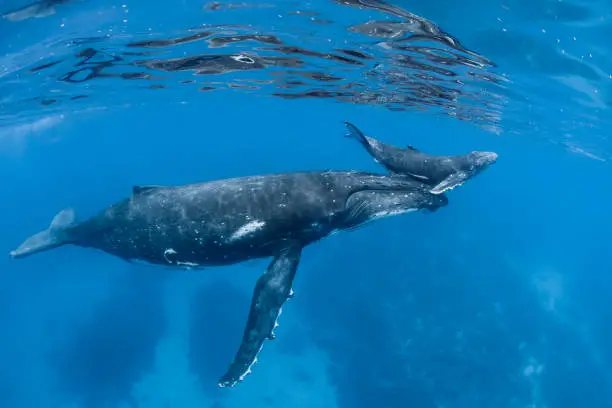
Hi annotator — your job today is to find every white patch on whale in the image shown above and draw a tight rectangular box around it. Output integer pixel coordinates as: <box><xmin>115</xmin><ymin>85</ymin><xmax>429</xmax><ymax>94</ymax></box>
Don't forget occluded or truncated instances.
<box><xmin>162</xmin><ymin>248</ymin><xmax>199</xmax><ymax>268</ymax></box>
<box><xmin>231</xmin><ymin>54</ymin><xmax>256</xmax><ymax>64</ymax></box>
<box><xmin>406</xmin><ymin>172</ymin><xmax>430</xmax><ymax>181</ymax></box>
<box><xmin>372</xmin><ymin>208</ymin><xmax>417</xmax><ymax>220</ymax></box>
<box><xmin>177</xmin><ymin>260</ymin><xmax>199</xmax><ymax>268</ymax></box>
<box><xmin>273</xmin><ymin>307</ymin><xmax>283</xmax><ymax>331</ymax></box>
<box><xmin>228</xmin><ymin>220</ymin><xmax>266</xmax><ymax>242</ymax></box>
<box><xmin>368</xmin><ymin>137</ymin><xmax>385</xmax><ymax>153</ymax></box>
<box><xmin>163</xmin><ymin>248</ymin><xmax>177</xmax><ymax>263</ymax></box>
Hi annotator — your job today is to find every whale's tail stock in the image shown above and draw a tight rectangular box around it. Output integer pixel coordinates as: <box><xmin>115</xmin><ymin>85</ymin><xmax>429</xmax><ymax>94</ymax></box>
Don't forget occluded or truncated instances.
<box><xmin>10</xmin><ymin>209</ymin><xmax>76</xmax><ymax>259</ymax></box>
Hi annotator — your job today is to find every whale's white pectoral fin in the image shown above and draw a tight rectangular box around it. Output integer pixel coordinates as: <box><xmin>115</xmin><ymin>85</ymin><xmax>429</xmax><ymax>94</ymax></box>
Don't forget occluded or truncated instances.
<box><xmin>218</xmin><ymin>241</ymin><xmax>302</xmax><ymax>388</ymax></box>
<box><xmin>430</xmin><ymin>171</ymin><xmax>470</xmax><ymax>194</ymax></box>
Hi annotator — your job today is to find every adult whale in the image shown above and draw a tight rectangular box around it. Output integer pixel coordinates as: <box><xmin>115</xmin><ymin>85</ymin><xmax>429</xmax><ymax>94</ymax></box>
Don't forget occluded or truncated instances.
<box><xmin>10</xmin><ymin>170</ymin><xmax>448</xmax><ymax>387</ymax></box>
<box><xmin>344</xmin><ymin>121</ymin><xmax>498</xmax><ymax>194</ymax></box>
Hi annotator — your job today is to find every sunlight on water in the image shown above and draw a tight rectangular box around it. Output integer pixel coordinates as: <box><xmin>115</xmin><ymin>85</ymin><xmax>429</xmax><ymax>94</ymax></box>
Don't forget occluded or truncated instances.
<box><xmin>1</xmin><ymin>0</ymin><xmax>610</xmax><ymax>160</ymax></box>
<box><xmin>2</xmin><ymin>0</ymin><xmax>506</xmax><ymax>137</ymax></box>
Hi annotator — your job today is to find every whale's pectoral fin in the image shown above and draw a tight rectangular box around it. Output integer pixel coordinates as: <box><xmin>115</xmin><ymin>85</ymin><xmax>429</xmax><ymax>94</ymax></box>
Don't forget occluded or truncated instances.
<box><xmin>431</xmin><ymin>171</ymin><xmax>470</xmax><ymax>194</ymax></box>
<box><xmin>341</xmin><ymin>187</ymin><xmax>448</xmax><ymax>233</ymax></box>
<box><xmin>218</xmin><ymin>242</ymin><xmax>302</xmax><ymax>388</ymax></box>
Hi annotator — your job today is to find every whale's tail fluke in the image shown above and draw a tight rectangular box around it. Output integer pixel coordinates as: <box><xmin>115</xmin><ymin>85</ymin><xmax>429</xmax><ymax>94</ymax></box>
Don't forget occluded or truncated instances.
<box><xmin>10</xmin><ymin>209</ymin><xmax>76</xmax><ymax>259</ymax></box>
<box><xmin>343</xmin><ymin>121</ymin><xmax>372</xmax><ymax>150</ymax></box>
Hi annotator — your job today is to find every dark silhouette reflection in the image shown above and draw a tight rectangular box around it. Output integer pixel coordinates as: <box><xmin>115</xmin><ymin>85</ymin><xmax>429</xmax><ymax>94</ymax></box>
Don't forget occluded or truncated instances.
<box><xmin>298</xmin><ymin>236</ymin><xmax>612</xmax><ymax>408</ymax></box>
<box><xmin>127</xmin><ymin>32</ymin><xmax>213</xmax><ymax>49</ymax></box>
<box><xmin>188</xmin><ymin>279</ymin><xmax>251</xmax><ymax>396</ymax></box>
<box><xmin>204</xmin><ymin>2</ymin><xmax>275</xmax><ymax>12</ymax></box>
<box><xmin>49</xmin><ymin>271</ymin><xmax>166</xmax><ymax>408</ymax></box>
<box><xmin>3</xmin><ymin>0</ymin><xmax>508</xmax><ymax>132</ymax></box>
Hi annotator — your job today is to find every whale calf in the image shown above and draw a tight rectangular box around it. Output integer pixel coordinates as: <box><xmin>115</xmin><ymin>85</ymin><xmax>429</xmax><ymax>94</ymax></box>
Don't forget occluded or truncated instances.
<box><xmin>10</xmin><ymin>170</ymin><xmax>448</xmax><ymax>387</ymax></box>
<box><xmin>344</xmin><ymin>121</ymin><xmax>498</xmax><ymax>193</ymax></box>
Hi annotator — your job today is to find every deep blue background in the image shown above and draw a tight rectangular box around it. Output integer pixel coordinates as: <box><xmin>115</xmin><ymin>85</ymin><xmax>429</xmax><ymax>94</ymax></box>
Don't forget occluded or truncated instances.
<box><xmin>1</xmin><ymin>1</ymin><xmax>611</xmax><ymax>407</ymax></box>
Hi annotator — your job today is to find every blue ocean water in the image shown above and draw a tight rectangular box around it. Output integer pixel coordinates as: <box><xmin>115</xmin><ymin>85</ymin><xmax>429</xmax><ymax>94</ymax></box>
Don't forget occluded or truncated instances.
<box><xmin>1</xmin><ymin>0</ymin><xmax>611</xmax><ymax>407</ymax></box>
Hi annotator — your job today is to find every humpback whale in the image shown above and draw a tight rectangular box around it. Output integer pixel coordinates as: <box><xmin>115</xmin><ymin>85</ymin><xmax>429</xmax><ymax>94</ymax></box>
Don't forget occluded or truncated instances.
<box><xmin>10</xmin><ymin>170</ymin><xmax>448</xmax><ymax>387</ymax></box>
<box><xmin>344</xmin><ymin>121</ymin><xmax>498</xmax><ymax>193</ymax></box>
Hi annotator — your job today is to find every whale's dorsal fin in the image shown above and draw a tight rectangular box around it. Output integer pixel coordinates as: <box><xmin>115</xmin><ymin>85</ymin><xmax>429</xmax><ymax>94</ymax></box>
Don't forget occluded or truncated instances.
<box><xmin>405</xmin><ymin>145</ymin><xmax>420</xmax><ymax>152</ymax></box>
<box><xmin>132</xmin><ymin>185</ymin><xmax>163</xmax><ymax>195</ymax></box>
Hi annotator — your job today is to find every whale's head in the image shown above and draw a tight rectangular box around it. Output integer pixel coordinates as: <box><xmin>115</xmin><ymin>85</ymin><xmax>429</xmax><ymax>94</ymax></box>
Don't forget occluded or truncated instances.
<box><xmin>430</xmin><ymin>151</ymin><xmax>498</xmax><ymax>195</ymax></box>
<box><xmin>461</xmin><ymin>150</ymin><xmax>499</xmax><ymax>180</ymax></box>
<box><xmin>466</xmin><ymin>151</ymin><xmax>498</xmax><ymax>173</ymax></box>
